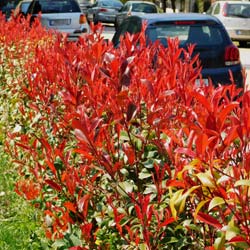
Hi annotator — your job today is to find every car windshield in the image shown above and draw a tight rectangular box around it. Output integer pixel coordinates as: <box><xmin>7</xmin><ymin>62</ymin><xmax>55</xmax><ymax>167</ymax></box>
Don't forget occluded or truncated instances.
<box><xmin>131</xmin><ymin>3</ymin><xmax>157</xmax><ymax>13</ymax></box>
<box><xmin>145</xmin><ymin>23</ymin><xmax>224</xmax><ymax>47</ymax></box>
<box><xmin>101</xmin><ymin>0</ymin><xmax>122</xmax><ymax>8</ymax></box>
<box><xmin>226</xmin><ymin>4</ymin><xmax>250</xmax><ymax>18</ymax></box>
<box><xmin>21</xmin><ymin>2</ymin><xmax>31</xmax><ymax>13</ymax></box>
<box><xmin>31</xmin><ymin>0</ymin><xmax>80</xmax><ymax>14</ymax></box>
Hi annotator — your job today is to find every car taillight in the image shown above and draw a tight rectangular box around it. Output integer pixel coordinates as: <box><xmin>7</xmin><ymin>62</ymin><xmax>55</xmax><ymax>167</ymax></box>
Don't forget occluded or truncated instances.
<box><xmin>222</xmin><ymin>3</ymin><xmax>228</xmax><ymax>17</ymax></box>
<box><xmin>99</xmin><ymin>8</ymin><xmax>108</xmax><ymax>12</ymax></box>
<box><xmin>79</xmin><ymin>14</ymin><xmax>87</xmax><ymax>24</ymax></box>
<box><xmin>174</xmin><ymin>21</ymin><xmax>195</xmax><ymax>25</ymax></box>
<box><xmin>224</xmin><ymin>44</ymin><xmax>240</xmax><ymax>66</ymax></box>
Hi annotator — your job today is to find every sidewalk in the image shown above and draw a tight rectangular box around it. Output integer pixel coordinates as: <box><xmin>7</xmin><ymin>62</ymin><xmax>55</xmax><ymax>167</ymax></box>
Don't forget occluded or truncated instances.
<box><xmin>245</xmin><ymin>68</ymin><xmax>250</xmax><ymax>91</ymax></box>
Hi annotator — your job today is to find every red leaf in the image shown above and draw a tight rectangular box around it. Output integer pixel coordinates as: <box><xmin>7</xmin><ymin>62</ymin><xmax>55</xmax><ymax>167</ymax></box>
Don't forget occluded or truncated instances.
<box><xmin>69</xmin><ymin>247</ymin><xmax>86</xmax><ymax>250</ymax></box>
<box><xmin>45</xmin><ymin>179</ymin><xmax>62</xmax><ymax>192</ymax></box>
<box><xmin>78</xmin><ymin>194</ymin><xmax>90</xmax><ymax>218</ymax></box>
<box><xmin>160</xmin><ymin>217</ymin><xmax>176</xmax><ymax>227</ymax></box>
<box><xmin>229</xmin><ymin>236</ymin><xmax>247</xmax><ymax>243</ymax></box>
<box><xmin>45</xmin><ymin>159</ymin><xmax>57</xmax><ymax>175</ymax></box>
<box><xmin>196</xmin><ymin>133</ymin><xmax>208</xmax><ymax>156</ymax></box>
<box><xmin>218</xmin><ymin>103</ymin><xmax>238</xmax><ymax>130</ymax></box>
<box><xmin>175</xmin><ymin>147</ymin><xmax>196</xmax><ymax>158</ymax></box>
<box><xmin>64</xmin><ymin>201</ymin><xmax>77</xmax><ymax>213</ymax></box>
<box><xmin>196</xmin><ymin>212</ymin><xmax>222</xmax><ymax>229</ymax></box>
<box><xmin>166</xmin><ymin>180</ymin><xmax>186</xmax><ymax>188</ymax></box>
<box><xmin>126</xmin><ymin>102</ymin><xmax>137</xmax><ymax>122</ymax></box>
<box><xmin>192</xmin><ymin>91</ymin><xmax>212</xmax><ymax>113</ymax></box>
<box><xmin>223</xmin><ymin>126</ymin><xmax>239</xmax><ymax>146</ymax></box>
<box><xmin>122</xmin><ymin>144</ymin><xmax>135</xmax><ymax>165</ymax></box>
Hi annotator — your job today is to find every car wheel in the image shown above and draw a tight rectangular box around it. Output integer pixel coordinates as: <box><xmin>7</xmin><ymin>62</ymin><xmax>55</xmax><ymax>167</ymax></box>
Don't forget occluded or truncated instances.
<box><xmin>239</xmin><ymin>41</ymin><xmax>247</xmax><ymax>48</ymax></box>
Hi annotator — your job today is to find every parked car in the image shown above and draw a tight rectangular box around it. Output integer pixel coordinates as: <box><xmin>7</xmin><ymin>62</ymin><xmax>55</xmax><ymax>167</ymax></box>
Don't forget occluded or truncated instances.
<box><xmin>0</xmin><ymin>1</ymin><xmax>16</xmax><ymax>20</ymax></box>
<box><xmin>206</xmin><ymin>1</ymin><xmax>250</xmax><ymax>47</ymax></box>
<box><xmin>78</xmin><ymin>0</ymin><xmax>92</xmax><ymax>14</ymax></box>
<box><xmin>13</xmin><ymin>0</ymin><xmax>32</xmax><ymax>18</ymax></box>
<box><xmin>115</xmin><ymin>1</ymin><xmax>158</xmax><ymax>29</ymax></box>
<box><xmin>26</xmin><ymin>0</ymin><xmax>90</xmax><ymax>41</ymax></box>
<box><xmin>86</xmin><ymin>0</ymin><xmax>123</xmax><ymax>24</ymax></box>
<box><xmin>112</xmin><ymin>13</ymin><xmax>243</xmax><ymax>88</ymax></box>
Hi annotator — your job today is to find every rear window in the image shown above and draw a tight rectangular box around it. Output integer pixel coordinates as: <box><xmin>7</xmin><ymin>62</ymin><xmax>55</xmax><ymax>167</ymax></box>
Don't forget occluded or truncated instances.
<box><xmin>31</xmin><ymin>0</ymin><xmax>80</xmax><ymax>14</ymax></box>
<box><xmin>146</xmin><ymin>23</ymin><xmax>224</xmax><ymax>47</ymax></box>
<box><xmin>100</xmin><ymin>0</ymin><xmax>122</xmax><ymax>8</ymax></box>
<box><xmin>226</xmin><ymin>4</ymin><xmax>250</xmax><ymax>18</ymax></box>
<box><xmin>131</xmin><ymin>3</ymin><xmax>157</xmax><ymax>13</ymax></box>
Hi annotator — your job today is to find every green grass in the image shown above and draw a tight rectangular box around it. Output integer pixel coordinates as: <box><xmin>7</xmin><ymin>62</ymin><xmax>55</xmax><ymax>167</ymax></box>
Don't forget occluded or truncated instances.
<box><xmin>0</xmin><ymin>147</ymin><xmax>48</xmax><ymax>250</ymax></box>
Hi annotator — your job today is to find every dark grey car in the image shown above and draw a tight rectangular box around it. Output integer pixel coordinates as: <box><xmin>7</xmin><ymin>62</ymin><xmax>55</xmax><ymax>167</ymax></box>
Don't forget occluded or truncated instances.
<box><xmin>86</xmin><ymin>0</ymin><xmax>123</xmax><ymax>24</ymax></box>
<box><xmin>115</xmin><ymin>1</ymin><xmax>158</xmax><ymax>29</ymax></box>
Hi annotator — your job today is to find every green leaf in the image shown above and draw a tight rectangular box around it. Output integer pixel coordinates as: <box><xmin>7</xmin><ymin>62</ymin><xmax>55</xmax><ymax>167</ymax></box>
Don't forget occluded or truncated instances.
<box><xmin>144</xmin><ymin>184</ymin><xmax>157</xmax><ymax>194</ymax></box>
<box><xmin>225</xmin><ymin>219</ymin><xmax>240</xmax><ymax>241</ymax></box>
<box><xmin>138</xmin><ymin>169</ymin><xmax>151</xmax><ymax>180</ymax></box>
<box><xmin>139</xmin><ymin>243</ymin><xmax>147</xmax><ymax>250</ymax></box>
<box><xmin>234</xmin><ymin>180</ymin><xmax>250</xmax><ymax>187</ymax></box>
<box><xmin>197</xmin><ymin>172</ymin><xmax>215</xmax><ymax>188</ymax></box>
<box><xmin>51</xmin><ymin>239</ymin><xmax>66</xmax><ymax>248</ymax></box>
<box><xmin>194</xmin><ymin>200</ymin><xmax>209</xmax><ymax>220</ymax></box>
<box><xmin>214</xmin><ymin>234</ymin><xmax>225</xmax><ymax>250</ymax></box>
<box><xmin>117</xmin><ymin>181</ymin><xmax>134</xmax><ymax>196</ymax></box>
<box><xmin>70</xmin><ymin>234</ymin><xmax>82</xmax><ymax>246</ymax></box>
<box><xmin>208</xmin><ymin>197</ymin><xmax>225</xmax><ymax>211</ymax></box>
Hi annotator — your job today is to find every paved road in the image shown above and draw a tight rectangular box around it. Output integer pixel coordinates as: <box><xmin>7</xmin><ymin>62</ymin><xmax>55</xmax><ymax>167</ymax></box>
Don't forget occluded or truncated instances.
<box><xmin>239</xmin><ymin>49</ymin><xmax>250</xmax><ymax>90</ymax></box>
<box><xmin>102</xmin><ymin>25</ymin><xmax>250</xmax><ymax>89</ymax></box>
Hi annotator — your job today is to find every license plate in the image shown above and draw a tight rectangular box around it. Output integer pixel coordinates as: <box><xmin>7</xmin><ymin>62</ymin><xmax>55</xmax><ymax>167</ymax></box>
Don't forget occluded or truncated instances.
<box><xmin>49</xmin><ymin>19</ymin><xmax>71</xmax><ymax>26</ymax></box>
<box><xmin>236</xmin><ymin>30</ymin><xmax>250</xmax><ymax>35</ymax></box>
<box><xmin>195</xmin><ymin>78</ymin><xmax>209</xmax><ymax>86</ymax></box>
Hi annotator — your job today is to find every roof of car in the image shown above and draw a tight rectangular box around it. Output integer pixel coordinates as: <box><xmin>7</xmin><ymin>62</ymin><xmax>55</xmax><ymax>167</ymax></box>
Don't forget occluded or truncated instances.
<box><xmin>132</xmin><ymin>13</ymin><xmax>222</xmax><ymax>23</ymax></box>
<box><xmin>212</xmin><ymin>0</ymin><xmax>250</xmax><ymax>4</ymax></box>
<box><xmin>126</xmin><ymin>1</ymin><xmax>157</xmax><ymax>4</ymax></box>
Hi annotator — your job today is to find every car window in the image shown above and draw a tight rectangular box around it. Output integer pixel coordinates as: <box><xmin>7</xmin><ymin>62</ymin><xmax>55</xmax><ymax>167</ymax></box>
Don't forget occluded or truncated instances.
<box><xmin>214</xmin><ymin>3</ymin><xmax>220</xmax><ymax>15</ymax></box>
<box><xmin>131</xmin><ymin>3</ymin><xmax>157</xmax><ymax>13</ymax></box>
<box><xmin>227</xmin><ymin>4</ymin><xmax>250</xmax><ymax>18</ymax></box>
<box><xmin>21</xmin><ymin>2</ymin><xmax>31</xmax><ymax>13</ymax></box>
<box><xmin>123</xmin><ymin>3</ymin><xmax>130</xmax><ymax>12</ymax></box>
<box><xmin>146</xmin><ymin>23</ymin><xmax>224</xmax><ymax>47</ymax></box>
<box><xmin>101</xmin><ymin>0</ymin><xmax>122</xmax><ymax>8</ymax></box>
<box><xmin>30</xmin><ymin>0</ymin><xmax>80</xmax><ymax>14</ymax></box>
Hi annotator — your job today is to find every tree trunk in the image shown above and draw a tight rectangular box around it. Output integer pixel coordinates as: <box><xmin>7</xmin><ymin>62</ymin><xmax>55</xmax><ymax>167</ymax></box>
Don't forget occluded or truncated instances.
<box><xmin>171</xmin><ymin>0</ymin><xmax>176</xmax><ymax>12</ymax></box>
<box><xmin>162</xmin><ymin>0</ymin><xmax>167</xmax><ymax>12</ymax></box>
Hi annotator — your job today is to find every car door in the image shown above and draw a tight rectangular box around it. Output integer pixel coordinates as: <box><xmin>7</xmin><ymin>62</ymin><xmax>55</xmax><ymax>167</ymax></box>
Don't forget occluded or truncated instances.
<box><xmin>86</xmin><ymin>1</ymin><xmax>98</xmax><ymax>22</ymax></box>
<box><xmin>112</xmin><ymin>15</ymin><xmax>142</xmax><ymax>47</ymax></box>
<box><xmin>115</xmin><ymin>2</ymin><xmax>130</xmax><ymax>27</ymax></box>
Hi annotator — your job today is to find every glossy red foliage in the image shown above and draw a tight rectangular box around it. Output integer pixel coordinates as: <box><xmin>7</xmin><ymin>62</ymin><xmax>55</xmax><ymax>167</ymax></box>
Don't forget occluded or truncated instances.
<box><xmin>1</xmin><ymin>13</ymin><xmax>250</xmax><ymax>249</ymax></box>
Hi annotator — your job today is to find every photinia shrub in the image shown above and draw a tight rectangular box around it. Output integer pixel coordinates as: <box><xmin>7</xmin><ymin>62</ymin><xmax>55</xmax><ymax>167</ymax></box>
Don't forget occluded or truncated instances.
<box><xmin>1</xmin><ymin>13</ymin><xmax>250</xmax><ymax>249</ymax></box>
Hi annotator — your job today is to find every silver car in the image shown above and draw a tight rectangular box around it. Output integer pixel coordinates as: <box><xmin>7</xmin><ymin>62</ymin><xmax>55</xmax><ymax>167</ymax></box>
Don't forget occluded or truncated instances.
<box><xmin>86</xmin><ymin>0</ymin><xmax>123</xmax><ymax>24</ymax></box>
<box><xmin>115</xmin><ymin>1</ymin><xmax>158</xmax><ymax>29</ymax></box>
<box><xmin>27</xmin><ymin>0</ymin><xmax>90</xmax><ymax>41</ymax></box>
<box><xmin>13</xmin><ymin>0</ymin><xmax>32</xmax><ymax>17</ymax></box>
<box><xmin>206</xmin><ymin>1</ymin><xmax>250</xmax><ymax>47</ymax></box>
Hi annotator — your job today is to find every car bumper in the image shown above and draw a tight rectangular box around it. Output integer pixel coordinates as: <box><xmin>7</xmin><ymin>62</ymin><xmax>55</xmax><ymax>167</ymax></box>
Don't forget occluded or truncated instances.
<box><xmin>227</xmin><ymin>30</ymin><xmax>250</xmax><ymax>42</ymax></box>
<box><xmin>97</xmin><ymin>13</ymin><xmax>116</xmax><ymax>23</ymax></box>
<box><xmin>201</xmin><ymin>64</ymin><xmax>244</xmax><ymax>88</ymax></box>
